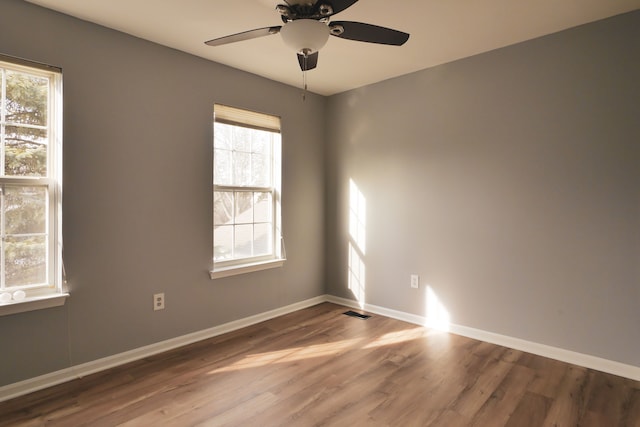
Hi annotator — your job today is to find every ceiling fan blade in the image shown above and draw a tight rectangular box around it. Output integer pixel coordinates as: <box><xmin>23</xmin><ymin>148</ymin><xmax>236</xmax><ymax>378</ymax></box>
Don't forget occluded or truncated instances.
<box><xmin>330</xmin><ymin>21</ymin><xmax>409</xmax><ymax>46</ymax></box>
<box><xmin>297</xmin><ymin>51</ymin><xmax>319</xmax><ymax>71</ymax></box>
<box><xmin>205</xmin><ymin>26</ymin><xmax>281</xmax><ymax>47</ymax></box>
<box><xmin>324</xmin><ymin>0</ymin><xmax>359</xmax><ymax>16</ymax></box>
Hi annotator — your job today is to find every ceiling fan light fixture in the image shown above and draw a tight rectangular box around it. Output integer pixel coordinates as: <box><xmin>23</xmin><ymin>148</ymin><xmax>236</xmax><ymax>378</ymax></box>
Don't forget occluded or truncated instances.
<box><xmin>280</xmin><ymin>19</ymin><xmax>330</xmax><ymax>54</ymax></box>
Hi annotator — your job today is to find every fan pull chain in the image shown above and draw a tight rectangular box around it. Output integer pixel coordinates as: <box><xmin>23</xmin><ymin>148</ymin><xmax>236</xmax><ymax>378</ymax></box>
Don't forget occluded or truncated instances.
<box><xmin>302</xmin><ymin>55</ymin><xmax>308</xmax><ymax>102</ymax></box>
<box><xmin>303</xmin><ymin>71</ymin><xmax>307</xmax><ymax>101</ymax></box>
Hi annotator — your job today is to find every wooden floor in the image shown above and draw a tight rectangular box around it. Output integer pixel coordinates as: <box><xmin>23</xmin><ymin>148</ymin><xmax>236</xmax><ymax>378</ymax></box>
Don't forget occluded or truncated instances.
<box><xmin>1</xmin><ymin>303</ymin><xmax>639</xmax><ymax>426</ymax></box>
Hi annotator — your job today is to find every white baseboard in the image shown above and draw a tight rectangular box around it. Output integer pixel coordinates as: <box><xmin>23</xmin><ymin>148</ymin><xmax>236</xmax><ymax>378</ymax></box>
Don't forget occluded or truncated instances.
<box><xmin>2</xmin><ymin>293</ymin><xmax>638</xmax><ymax>403</ymax></box>
<box><xmin>0</xmin><ymin>295</ymin><xmax>326</xmax><ymax>403</ymax></box>
<box><xmin>325</xmin><ymin>295</ymin><xmax>640</xmax><ymax>382</ymax></box>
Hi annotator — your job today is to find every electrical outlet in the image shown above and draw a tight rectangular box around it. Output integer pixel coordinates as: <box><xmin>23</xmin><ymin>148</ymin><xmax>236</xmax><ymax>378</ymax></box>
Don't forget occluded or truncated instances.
<box><xmin>410</xmin><ymin>274</ymin><xmax>419</xmax><ymax>289</ymax></box>
<box><xmin>153</xmin><ymin>293</ymin><xmax>165</xmax><ymax>311</ymax></box>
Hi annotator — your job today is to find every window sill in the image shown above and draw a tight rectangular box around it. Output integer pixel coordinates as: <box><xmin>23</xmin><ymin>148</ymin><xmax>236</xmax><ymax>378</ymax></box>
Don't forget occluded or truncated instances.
<box><xmin>210</xmin><ymin>258</ymin><xmax>286</xmax><ymax>279</ymax></box>
<box><xmin>0</xmin><ymin>293</ymin><xmax>69</xmax><ymax>317</ymax></box>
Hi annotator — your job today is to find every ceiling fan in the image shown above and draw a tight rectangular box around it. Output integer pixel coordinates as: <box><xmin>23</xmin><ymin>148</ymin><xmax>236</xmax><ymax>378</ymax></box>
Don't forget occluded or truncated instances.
<box><xmin>204</xmin><ymin>0</ymin><xmax>410</xmax><ymax>72</ymax></box>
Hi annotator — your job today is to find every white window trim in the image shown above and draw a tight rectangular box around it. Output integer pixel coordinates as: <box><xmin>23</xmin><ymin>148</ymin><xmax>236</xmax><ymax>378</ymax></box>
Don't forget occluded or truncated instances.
<box><xmin>210</xmin><ymin>104</ymin><xmax>285</xmax><ymax>279</ymax></box>
<box><xmin>0</xmin><ymin>55</ymin><xmax>66</xmax><ymax>316</ymax></box>
<box><xmin>210</xmin><ymin>258</ymin><xmax>285</xmax><ymax>279</ymax></box>
<box><xmin>0</xmin><ymin>292</ymin><xmax>68</xmax><ymax>316</ymax></box>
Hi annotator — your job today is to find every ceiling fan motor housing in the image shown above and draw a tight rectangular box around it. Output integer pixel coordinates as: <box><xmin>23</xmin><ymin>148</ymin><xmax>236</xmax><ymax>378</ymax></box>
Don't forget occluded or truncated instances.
<box><xmin>277</xmin><ymin>2</ymin><xmax>334</xmax><ymax>21</ymax></box>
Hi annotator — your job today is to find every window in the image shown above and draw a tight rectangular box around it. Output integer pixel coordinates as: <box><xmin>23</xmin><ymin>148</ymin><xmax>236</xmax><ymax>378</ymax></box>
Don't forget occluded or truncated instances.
<box><xmin>211</xmin><ymin>104</ymin><xmax>284</xmax><ymax>279</ymax></box>
<box><xmin>0</xmin><ymin>55</ymin><xmax>64</xmax><ymax>315</ymax></box>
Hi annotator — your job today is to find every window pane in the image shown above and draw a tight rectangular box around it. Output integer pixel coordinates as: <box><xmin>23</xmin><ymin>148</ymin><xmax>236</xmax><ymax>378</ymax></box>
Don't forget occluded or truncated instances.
<box><xmin>213</xmin><ymin>225</ymin><xmax>233</xmax><ymax>261</ymax></box>
<box><xmin>214</xmin><ymin>124</ymin><xmax>276</xmax><ymax>188</ymax></box>
<box><xmin>213</xmin><ymin>191</ymin><xmax>233</xmax><ymax>226</ymax></box>
<box><xmin>4</xmin><ymin>125</ymin><xmax>47</xmax><ymax>176</ymax></box>
<box><xmin>213</xmin><ymin>122</ymin><xmax>232</xmax><ymax>149</ymax></box>
<box><xmin>5</xmin><ymin>71</ymin><xmax>48</xmax><ymax>126</ymax></box>
<box><xmin>232</xmin><ymin>126</ymin><xmax>250</xmax><ymax>152</ymax></box>
<box><xmin>213</xmin><ymin>148</ymin><xmax>232</xmax><ymax>186</ymax></box>
<box><xmin>235</xmin><ymin>192</ymin><xmax>253</xmax><ymax>224</ymax></box>
<box><xmin>4</xmin><ymin>186</ymin><xmax>47</xmax><ymax>234</ymax></box>
<box><xmin>233</xmin><ymin>151</ymin><xmax>251</xmax><ymax>186</ymax></box>
<box><xmin>254</xmin><ymin>223</ymin><xmax>272</xmax><ymax>256</ymax></box>
<box><xmin>251</xmin><ymin>132</ymin><xmax>270</xmax><ymax>156</ymax></box>
<box><xmin>234</xmin><ymin>224</ymin><xmax>253</xmax><ymax>258</ymax></box>
<box><xmin>254</xmin><ymin>192</ymin><xmax>272</xmax><ymax>223</ymax></box>
<box><xmin>251</xmin><ymin>153</ymin><xmax>271</xmax><ymax>187</ymax></box>
<box><xmin>251</xmin><ymin>131</ymin><xmax>272</xmax><ymax>187</ymax></box>
<box><xmin>4</xmin><ymin>235</ymin><xmax>47</xmax><ymax>287</ymax></box>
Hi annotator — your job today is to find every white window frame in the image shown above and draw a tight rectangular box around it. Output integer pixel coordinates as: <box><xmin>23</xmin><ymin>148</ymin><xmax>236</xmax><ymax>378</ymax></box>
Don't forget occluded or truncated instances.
<box><xmin>0</xmin><ymin>55</ymin><xmax>66</xmax><ymax>316</ymax></box>
<box><xmin>210</xmin><ymin>104</ymin><xmax>284</xmax><ymax>279</ymax></box>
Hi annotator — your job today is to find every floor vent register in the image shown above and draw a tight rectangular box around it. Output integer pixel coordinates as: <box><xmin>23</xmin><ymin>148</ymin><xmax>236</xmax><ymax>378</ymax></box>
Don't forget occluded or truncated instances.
<box><xmin>343</xmin><ymin>310</ymin><xmax>371</xmax><ymax>320</ymax></box>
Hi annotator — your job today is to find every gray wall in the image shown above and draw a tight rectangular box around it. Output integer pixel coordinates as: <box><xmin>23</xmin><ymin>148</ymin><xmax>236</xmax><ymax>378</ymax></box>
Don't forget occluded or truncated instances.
<box><xmin>0</xmin><ymin>0</ymin><xmax>325</xmax><ymax>386</ymax></box>
<box><xmin>326</xmin><ymin>11</ymin><xmax>640</xmax><ymax>366</ymax></box>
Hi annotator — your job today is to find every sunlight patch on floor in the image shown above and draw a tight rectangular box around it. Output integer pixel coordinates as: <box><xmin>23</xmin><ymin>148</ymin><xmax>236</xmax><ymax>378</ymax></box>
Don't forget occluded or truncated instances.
<box><xmin>363</xmin><ymin>327</ymin><xmax>426</xmax><ymax>349</ymax></box>
<box><xmin>207</xmin><ymin>338</ymin><xmax>362</xmax><ymax>374</ymax></box>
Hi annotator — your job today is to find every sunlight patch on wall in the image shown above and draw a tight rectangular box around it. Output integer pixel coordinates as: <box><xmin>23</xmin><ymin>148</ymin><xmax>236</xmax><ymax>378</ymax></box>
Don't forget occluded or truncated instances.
<box><xmin>426</xmin><ymin>286</ymin><xmax>451</xmax><ymax>332</ymax></box>
<box><xmin>348</xmin><ymin>179</ymin><xmax>366</xmax><ymax>308</ymax></box>
<box><xmin>349</xmin><ymin>179</ymin><xmax>366</xmax><ymax>252</ymax></box>
<box><xmin>348</xmin><ymin>243</ymin><xmax>366</xmax><ymax>307</ymax></box>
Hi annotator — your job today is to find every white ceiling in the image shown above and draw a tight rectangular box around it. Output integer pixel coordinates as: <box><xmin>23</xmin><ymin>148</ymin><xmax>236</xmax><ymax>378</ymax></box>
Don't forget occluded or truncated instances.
<box><xmin>25</xmin><ymin>0</ymin><xmax>640</xmax><ymax>96</ymax></box>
